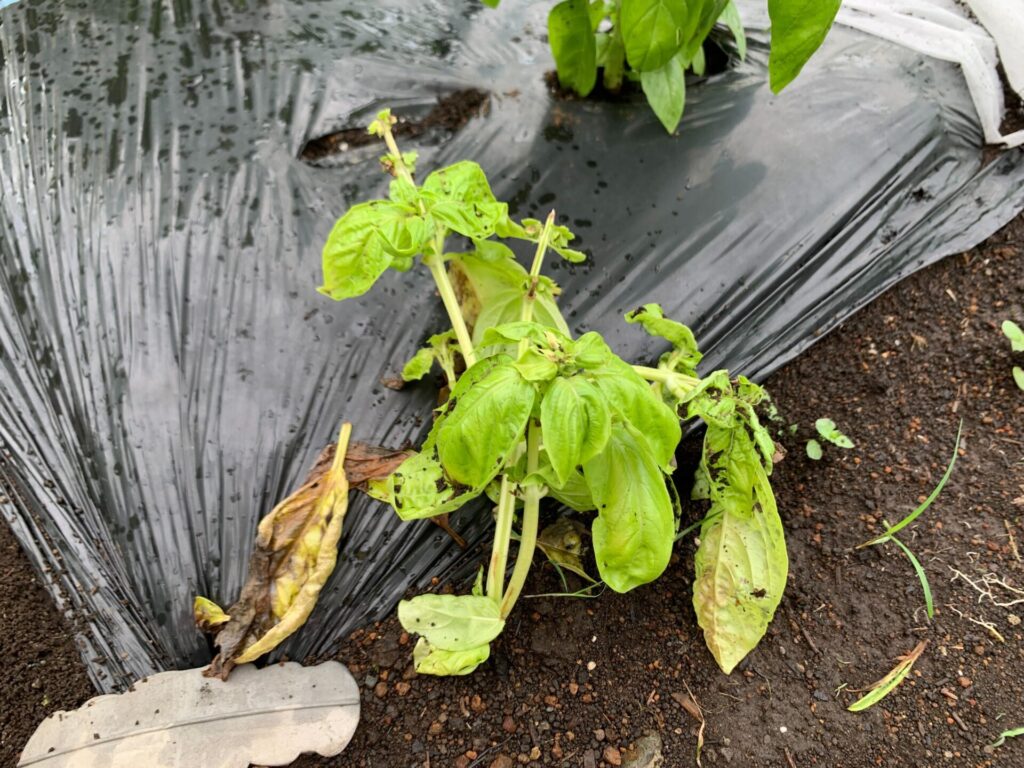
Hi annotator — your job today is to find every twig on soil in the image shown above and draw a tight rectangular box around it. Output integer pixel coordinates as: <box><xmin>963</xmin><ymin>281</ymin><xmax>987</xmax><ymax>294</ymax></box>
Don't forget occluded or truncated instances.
<box><xmin>784</xmin><ymin>747</ymin><xmax>798</xmax><ymax>768</ymax></box>
<box><xmin>1005</xmin><ymin>520</ymin><xmax>1021</xmax><ymax>562</ymax></box>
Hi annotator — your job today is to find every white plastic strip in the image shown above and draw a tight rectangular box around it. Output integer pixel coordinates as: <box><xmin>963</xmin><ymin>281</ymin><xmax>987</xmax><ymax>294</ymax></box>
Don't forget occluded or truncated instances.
<box><xmin>964</xmin><ymin>0</ymin><xmax>1024</xmax><ymax>98</ymax></box>
<box><xmin>837</xmin><ymin>0</ymin><xmax>1024</xmax><ymax>148</ymax></box>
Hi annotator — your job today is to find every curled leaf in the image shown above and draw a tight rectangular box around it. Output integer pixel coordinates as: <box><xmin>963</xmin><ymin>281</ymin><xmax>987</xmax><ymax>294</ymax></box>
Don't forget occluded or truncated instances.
<box><xmin>537</xmin><ymin>517</ymin><xmax>595</xmax><ymax>582</ymax></box>
<box><xmin>197</xmin><ymin>423</ymin><xmax>374</xmax><ymax>678</ymax></box>
<box><xmin>193</xmin><ymin>596</ymin><xmax>231</xmax><ymax>632</ymax></box>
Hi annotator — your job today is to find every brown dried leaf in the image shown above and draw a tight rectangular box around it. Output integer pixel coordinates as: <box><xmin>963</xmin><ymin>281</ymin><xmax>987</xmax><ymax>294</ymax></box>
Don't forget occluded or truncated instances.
<box><xmin>197</xmin><ymin>424</ymin><xmax>357</xmax><ymax>679</ymax></box>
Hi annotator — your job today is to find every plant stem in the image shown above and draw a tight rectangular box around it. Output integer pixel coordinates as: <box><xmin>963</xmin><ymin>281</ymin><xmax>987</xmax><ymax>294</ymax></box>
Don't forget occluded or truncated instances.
<box><xmin>378</xmin><ymin>120</ymin><xmax>479</xmax><ymax>368</ymax></box>
<box><xmin>427</xmin><ymin>255</ymin><xmax>478</xmax><ymax>368</ymax></box>
<box><xmin>518</xmin><ymin>210</ymin><xmax>556</xmax><ymax>357</ymax></box>
<box><xmin>499</xmin><ymin>421</ymin><xmax>541</xmax><ymax>618</ymax></box>
<box><xmin>486</xmin><ymin>475</ymin><xmax>514</xmax><ymax>601</ymax></box>
<box><xmin>632</xmin><ymin>365</ymin><xmax>700</xmax><ymax>399</ymax></box>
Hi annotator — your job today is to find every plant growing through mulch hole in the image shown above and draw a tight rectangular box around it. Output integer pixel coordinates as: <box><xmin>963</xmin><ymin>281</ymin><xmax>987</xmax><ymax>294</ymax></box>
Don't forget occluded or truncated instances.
<box><xmin>481</xmin><ymin>0</ymin><xmax>841</xmax><ymax>131</ymax></box>
<box><xmin>315</xmin><ymin>108</ymin><xmax>789</xmax><ymax>675</ymax></box>
<box><xmin>1002</xmin><ymin>320</ymin><xmax>1024</xmax><ymax>390</ymax></box>
<box><xmin>806</xmin><ymin>416</ymin><xmax>854</xmax><ymax>460</ymax></box>
<box><xmin>856</xmin><ymin>422</ymin><xmax>962</xmax><ymax>620</ymax></box>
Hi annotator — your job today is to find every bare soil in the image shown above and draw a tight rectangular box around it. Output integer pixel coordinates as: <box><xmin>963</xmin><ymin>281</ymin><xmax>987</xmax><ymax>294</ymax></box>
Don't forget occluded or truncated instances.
<box><xmin>3</xmin><ymin>214</ymin><xmax>1022</xmax><ymax>768</ymax></box>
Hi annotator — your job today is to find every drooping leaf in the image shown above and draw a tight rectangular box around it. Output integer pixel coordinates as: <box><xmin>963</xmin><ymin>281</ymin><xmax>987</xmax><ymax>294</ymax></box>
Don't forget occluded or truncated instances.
<box><xmin>537</xmin><ymin>517</ymin><xmax>596</xmax><ymax>581</ymax></box>
<box><xmin>541</xmin><ymin>376</ymin><xmax>612</xmax><ymax>486</ymax></box>
<box><xmin>401</xmin><ymin>346</ymin><xmax>436</xmax><ymax>382</ymax></box>
<box><xmin>449</xmin><ymin>251</ymin><xmax>571</xmax><ymax>346</ymax></box>
<box><xmin>540</xmin><ymin>461</ymin><xmax>596</xmax><ymax>512</ymax></box>
<box><xmin>814</xmin><ymin>417</ymin><xmax>853</xmax><ymax>448</ymax></box>
<box><xmin>589</xmin><ymin>361</ymin><xmax>682</xmax><ymax>472</ymax></box>
<box><xmin>641</xmin><ymin>53</ymin><xmax>686</xmax><ymax>132</ymax></box>
<box><xmin>549</xmin><ymin>0</ymin><xmax>598</xmax><ymax>96</ymax></box>
<box><xmin>412</xmin><ymin>638</ymin><xmax>491</xmax><ymax>676</ymax></box>
<box><xmin>625</xmin><ymin>303</ymin><xmax>703</xmax><ymax>373</ymax></box>
<box><xmin>584</xmin><ymin>424</ymin><xmax>675</xmax><ymax>592</ymax></box>
<box><xmin>197</xmin><ymin>424</ymin><xmax>357</xmax><ymax>677</ymax></box>
<box><xmin>437</xmin><ymin>359</ymin><xmax>536</xmax><ymax>487</ymax></box>
<box><xmin>319</xmin><ymin>201</ymin><xmax>427</xmax><ymax>300</ymax></box>
<box><xmin>718</xmin><ymin>0</ymin><xmax>746</xmax><ymax>59</ymax></box>
<box><xmin>847</xmin><ymin>641</ymin><xmax>927</xmax><ymax>712</ymax></box>
<box><xmin>767</xmin><ymin>0</ymin><xmax>841</xmax><ymax>93</ymax></box>
<box><xmin>398</xmin><ymin>593</ymin><xmax>505</xmax><ymax>651</ymax></box>
<box><xmin>692</xmin><ymin>460</ymin><xmax>788</xmax><ymax>673</ymax></box>
<box><xmin>620</xmin><ymin>0</ymin><xmax>687</xmax><ymax>72</ymax></box>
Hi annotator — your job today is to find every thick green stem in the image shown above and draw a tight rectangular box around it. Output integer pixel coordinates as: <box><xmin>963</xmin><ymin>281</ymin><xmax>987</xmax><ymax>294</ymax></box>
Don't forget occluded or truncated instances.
<box><xmin>499</xmin><ymin>421</ymin><xmax>540</xmax><ymax>618</ymax></box>
<box><xmin>518</xmin><ymin>210</ymin><xmax>556</xmax><ymax>358</ymax></box>
<box><xmin>486</xmin><ymin>476</ymin><xmax>515</xmax><ymax>600</ymax></box>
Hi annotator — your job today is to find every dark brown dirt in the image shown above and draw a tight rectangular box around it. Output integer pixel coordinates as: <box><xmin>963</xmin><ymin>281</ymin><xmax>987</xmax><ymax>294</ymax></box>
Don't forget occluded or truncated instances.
<box><xmin>0</xmin><ymin>522</ymin><xmax>94</xmax><ymax>767</ymax></box>
<box><xmin>4</xmin><ymin>214</ymin><xmax>1023</xmax><ymax>768</ymax></box>
<box><xmin>300</xmin><ymin>89</ymin><xmax>489</xmax><ymax>161</ymax></box>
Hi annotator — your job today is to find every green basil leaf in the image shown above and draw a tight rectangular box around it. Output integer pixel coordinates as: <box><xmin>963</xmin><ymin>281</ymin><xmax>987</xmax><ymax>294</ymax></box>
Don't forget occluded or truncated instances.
<box><xmin>412</xmin><ymin>638</ymin><xmax>490</xmax><ymax>676</ymax></box>
<box><xmin>422</xmin><ymin>160</ymin><xmax>498</xmax><ymax>206</ymax></box>
<box><xmin>767</xmin><ymin>0</ymin><xmax>841</xmax><ymax>93</ymax></box>
<box><xmin>589</xmin><ymin>361</ymin><xmax>681</xmax><ymax>471</ymax></box>
<box><xmin>690</xmin><ymin>45</ymin><xmax>706</xmax><ymax>76</ymax></box>
<box><xmin>693</xmin><ymin>462</ymin><xmax>787</xmax><ymax>673</ymax></box>
<box><xmin>472</xmin><ymin>238</ymin><xmax>516</xmax><ymax>262</ymax></box>
<box><xmin>584</xmin><ymin>424</ymin><xmax>675</xmax><ymax>592</ymax></box>
<box><xmin>480</xmin><ymin>321</ymin><xmax>553</xmax><ymax>347</ymax></box>
<box><xmin>437</xmin><ymin>362</ymin><xmax>536</xmax><ymax>487</ymax></box>
<box><xmin>541</xmin><ymin>377</ymin><xmax>611</xmax><ymax>486</ymax></box>
<box><xmin>680</xmin><ymin>0</ymin><xmax>728</xmax><ymax>62</ymax></box>
<box><xmin>319</xmin><ymin>201</ymin><xmax>427</xmax><ymax>300</ymax></box>
<box><xmin>514</xmin><ymin>347</ymin><xmax>560</xmax><ymax>382</ymax></box>
<box><xmin>1014</xmin><ymin>366</ymin><xmax>1024</xmax><ymax>391</ymax></box>
<box><xmin>626</xmin><ymin>303</ymin><xmax>702</xmax><ymax>373</ymax></box>
<box><xmin>805</xmin><ymin>439</ymin><xmax>822</xmax><ymax>460</ymax></box>
<box><xmin>620</xmin><ymin>0</ymin><xmax>687</xmax><ymax>72</ymax></box>
<box><xmin>573</xmin><ymin>331</ymin><xmax>614</xmax><ymax>369</ymax></box>
<box><xmin>588</xmin><ymin>0</ymin><xmax>610</xmax><ymax>29</ymax></box>
<box><xmin>641</xmin><ymin>53</ymin><xmax>685</xmax><ymax>132</ymax></box>
<box><xmin>398</xmin><ymin>594</ymin><xmax>505</xmax><ymax>651</ymax></box>
<box><xmin>389</xmin><ymin>177</ymin><xmax>420</xmax><ymax>207</ymax></box>
<box><xmin>549</xmin><ymin>0</ymin><xmax>598</xmax><ymax>97</ymax></box>
<box><xmin>401</xmin><ymin>346</ymin><xmax>436</xmax><ymax>382</ymax></box>
<box><xmin>718</xmin><ymin>0</ymin><xmax>746</xmax><ymax>60</ymax></box>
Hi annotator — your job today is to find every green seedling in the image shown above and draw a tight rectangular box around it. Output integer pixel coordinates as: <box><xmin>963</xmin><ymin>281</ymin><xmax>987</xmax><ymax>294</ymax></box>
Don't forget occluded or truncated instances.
<box><xmin>319</xmin><ymin>109</ymin><xmax>789</xmax><ymax>675</ymax></box>
<box><xmin>858</xmin><ymin>421</ymin><xmax>962</xmax><ymax>620</ymax></box>
<box><xmin>847</xmin><ymin>640</ymin><xmax>926</xmax><ymax>712</ymax></box>
<box><xmin>1002</xmin><ymin>320</ymin><xmax>1024</xmax><ymax>390</ymax></box>
<box><xmin>989</xmin><ymin>726</ymin><xmax>1024</xmax><ymax>750</ymax></box>
<box><xmin>806</xmin><ymin>417</ymin><xmax>853</xmax><ymax>460</ymax></box>
<box><xmin>482</xmin><ymin>0</ymin><xmax>841</xmax><ymax>132</ymax></box>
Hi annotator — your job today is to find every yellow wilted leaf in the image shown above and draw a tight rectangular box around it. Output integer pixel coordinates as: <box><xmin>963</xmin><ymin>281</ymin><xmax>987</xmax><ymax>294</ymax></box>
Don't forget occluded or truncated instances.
<box><xmin>193</xmin><ymin>596</ymin><xmax>231</xmax><ymax>632</ymax></box>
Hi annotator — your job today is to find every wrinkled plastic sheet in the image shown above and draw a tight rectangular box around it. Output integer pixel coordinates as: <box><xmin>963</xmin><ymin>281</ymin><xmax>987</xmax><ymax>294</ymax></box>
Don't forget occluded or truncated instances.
<box><xmin>1</xmin><ymin>0</ymin><xmax>1022</xmax><ymax>692</ymax></box>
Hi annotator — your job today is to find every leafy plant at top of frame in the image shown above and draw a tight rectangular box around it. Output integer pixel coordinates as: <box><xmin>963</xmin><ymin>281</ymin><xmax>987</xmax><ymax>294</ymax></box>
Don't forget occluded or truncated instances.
<box><xmin>318</xmin><ymin>109</ymin><xmax>788</xmax><ymax>676</ymax></box>
<box><xmin>482</xmin><ymin>0</ymin><xmax>842</xmax><ymax>132</ymax></box>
